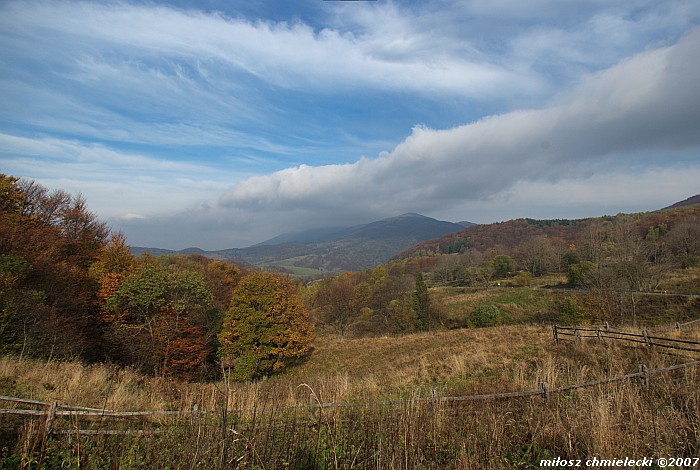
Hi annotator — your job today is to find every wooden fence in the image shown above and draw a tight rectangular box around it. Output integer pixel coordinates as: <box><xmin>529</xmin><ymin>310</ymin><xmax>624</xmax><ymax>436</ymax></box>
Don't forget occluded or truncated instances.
<box><xmin>676</xmin><ymin>318</ymin><xmax>700</xmax><ymax>331</ymax></box>
<box><xmin>3</xmin><ymin>321</ymin><xmax>699</xmax><ymax>436</ymax></box>
<box><xmin>552</xmin><ymin>324</ymin><xmax>700</xmax><ymax>353</ymax></box>
<box><xmin>3</xmin><ymin>357</ymin><xmax>700</xmax><ymax>436</ymax></box>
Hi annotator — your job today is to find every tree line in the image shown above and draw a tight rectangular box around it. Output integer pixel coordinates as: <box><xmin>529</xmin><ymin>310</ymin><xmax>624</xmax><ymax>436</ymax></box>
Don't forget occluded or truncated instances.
<box><xmin>3</xmin><ymin>172</ymin><xmax>698</xmax><ymax>380</ymax></box>
<box><xmin>0</xmin><ymin>174</ymin><xmax>313</xmax><ymax>382</ymax></box>
<box><xmin>309</xmin><ymin>209</ymin><xmax>700</xmax><ymax>335</ymax></box>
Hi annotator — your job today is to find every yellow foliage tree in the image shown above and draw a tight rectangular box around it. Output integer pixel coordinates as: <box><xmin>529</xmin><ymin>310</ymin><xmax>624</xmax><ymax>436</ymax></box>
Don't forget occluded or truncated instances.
<box><xmin>218</xmin><ymin>272</ymin><xmax>314</xmax><ymax>381</ymax></box>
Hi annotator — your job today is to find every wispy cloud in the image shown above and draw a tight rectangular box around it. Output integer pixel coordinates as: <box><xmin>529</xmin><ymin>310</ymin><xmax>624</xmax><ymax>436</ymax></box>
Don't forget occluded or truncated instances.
<box><xmin>0</xmin><ymin>133</ymin><xmax>234</xmax><ymax>219</ymax></box>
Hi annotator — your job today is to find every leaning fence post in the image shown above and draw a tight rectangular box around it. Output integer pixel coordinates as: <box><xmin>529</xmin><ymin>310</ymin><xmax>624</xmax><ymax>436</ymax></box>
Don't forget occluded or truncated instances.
<box><xmin>45</xmin><ymin>401</ymin><xmax>58</xmax><ymax>435</ymax></box>
<box><xmin>675</xmin><ymin>322</ymin><xmax>681</xmax><ymax>331</ymax></box>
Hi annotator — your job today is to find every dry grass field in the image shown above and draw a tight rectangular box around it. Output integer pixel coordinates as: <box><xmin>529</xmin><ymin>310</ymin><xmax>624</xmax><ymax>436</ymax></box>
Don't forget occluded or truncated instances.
<box><xmin>2</xmin><ymin>322</ymin><xmax>699</xmax><ymax>468</ymax></box>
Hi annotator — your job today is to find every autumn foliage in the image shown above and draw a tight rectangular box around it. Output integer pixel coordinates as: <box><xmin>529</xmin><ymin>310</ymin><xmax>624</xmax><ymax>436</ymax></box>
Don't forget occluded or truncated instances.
<box><xmin>0</xmin><ymin>174</ymin><xmax>249</xmax><ymax>381</ymax></box>
<box><xmin>218</xmin><ymin>272</ymin><xmax>314</xmax><ymax>381</ymax></box>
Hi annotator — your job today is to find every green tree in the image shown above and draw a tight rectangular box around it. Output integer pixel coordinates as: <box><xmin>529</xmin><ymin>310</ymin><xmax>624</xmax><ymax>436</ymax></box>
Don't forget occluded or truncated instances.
<box><xmin>567</xmin><ymin>261</ymin><xmax>596</xmax><ymax>287</ymax></box>
<box><xmin>413</xmin><ymin>273</ymin><xmax>431</xmax><ymax>330</ymax></box>
<box><xmin>558</xmin><ymin>297</ymin><xmax>582</xmax><ymax>325</ymax></box>
<box><xmin>492</xmin><ymin>255</ymin><xmax>514</xmax><ymax>279</ymax></box>
<box><xmin>218</xmin><ymin>272</ymin><xmax>314</xmax><ymax>381</ymax></box>
<box><xmin>105</xmin><ymin>260</ymin><xmax>214</xmax><ymax>378</ymax></box>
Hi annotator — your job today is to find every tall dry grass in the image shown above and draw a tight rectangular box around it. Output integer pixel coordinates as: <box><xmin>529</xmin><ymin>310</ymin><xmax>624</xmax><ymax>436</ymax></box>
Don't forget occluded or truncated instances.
<box><xmin>2</xmin><ymin>324</ymin><xmax>699</xmax><ymax>468</ymax></box>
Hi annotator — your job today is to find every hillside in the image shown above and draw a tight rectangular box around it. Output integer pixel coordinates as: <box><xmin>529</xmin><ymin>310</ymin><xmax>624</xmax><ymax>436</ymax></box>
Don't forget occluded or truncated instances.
<box><xmin>663</xmin><ymin>193</ymin><xmax>700</xmax><ymax>209</ymax></box>
<box><xmin>135</xmin><ymin>213</ymin><xmax>466</xmax><ymax>276</ymax></box>
<box><xmin>396</xmin><ymin>200</ymin><xmax>700</xmax><ymax>260</ymax></box>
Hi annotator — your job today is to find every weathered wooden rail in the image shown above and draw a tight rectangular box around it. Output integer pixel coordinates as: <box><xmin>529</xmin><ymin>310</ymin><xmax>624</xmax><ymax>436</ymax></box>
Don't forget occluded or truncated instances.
<box><xmin>553</xmin><ymin>324</ymin><xmax>700</xmax><ymax>353</ymax></box>
<box><xmin>676</xmin><ymin>318</ymin><xmax>700</xmax><ymax>331</ymax></box>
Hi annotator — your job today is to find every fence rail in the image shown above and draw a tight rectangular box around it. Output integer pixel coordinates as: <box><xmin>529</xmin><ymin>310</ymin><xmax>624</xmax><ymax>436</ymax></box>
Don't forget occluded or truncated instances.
<box><xmin>676</xmin><ymin>318</ymin><xmax>700</xmax><ymax>331</ymax></box>
<box><xmin>3</xmin><ymin>323</ymin><xmax>699</xmax><ymax>436</ymax></box>
<box><xmin>2</xmin><ymin>359</ymin><xmax>699</xmax><ymax>434</ymax></box>
<box><xmin>553</xmin><ymin>325</ymin><xmax>700</xmax><ymax>353</ymax></box>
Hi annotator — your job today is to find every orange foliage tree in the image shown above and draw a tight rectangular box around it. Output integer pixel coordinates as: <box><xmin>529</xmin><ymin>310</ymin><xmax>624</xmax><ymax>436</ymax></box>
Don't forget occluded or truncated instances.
<box><xmin>1</xmin><ymin>174</ymin><xmax>109</xmax><ymax>359</ymax></box>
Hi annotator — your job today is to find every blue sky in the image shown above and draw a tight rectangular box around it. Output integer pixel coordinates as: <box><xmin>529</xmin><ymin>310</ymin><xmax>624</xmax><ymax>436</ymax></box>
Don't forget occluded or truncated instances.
<box><xmin>1</xmin><ymin>0</ymin><xmax>699</xmax><ymax>249</ymax></box>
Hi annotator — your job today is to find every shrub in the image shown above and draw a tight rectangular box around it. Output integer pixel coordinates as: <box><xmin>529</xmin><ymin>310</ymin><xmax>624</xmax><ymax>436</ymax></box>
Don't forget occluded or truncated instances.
<box><xmin>470</xmin><ymin>305</ymin><xmax>501</xmax><ymax>328</ymax></box>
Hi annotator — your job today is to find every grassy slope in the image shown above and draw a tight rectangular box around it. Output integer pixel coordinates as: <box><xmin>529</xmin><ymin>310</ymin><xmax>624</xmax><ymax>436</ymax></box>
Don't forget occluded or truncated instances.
<box><xmin>2</xmin><ymin>322</ymin><xmax>699</xmax><ymax>468</ymax></box>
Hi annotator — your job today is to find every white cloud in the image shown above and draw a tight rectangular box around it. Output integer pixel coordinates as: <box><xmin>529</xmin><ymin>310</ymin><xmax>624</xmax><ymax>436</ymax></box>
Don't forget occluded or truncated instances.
<box><xmin>0</xmin><ymin>133</ymin><xmax>235</xmax><ymax>219</ymax></box>
<box><xmin>205</xmin><ymin>27</ymin><xmax>700</xmax><ymax>247</ymax></box>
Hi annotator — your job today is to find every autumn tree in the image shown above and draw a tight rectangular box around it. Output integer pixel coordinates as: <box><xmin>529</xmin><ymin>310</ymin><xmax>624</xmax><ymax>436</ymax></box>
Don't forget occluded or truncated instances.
<box><xmin>105</xmin><ymin>258</ymin><xmax>214</xmax><ymax>379</ymax></box>
<box><xmin>666</xmin><ymin>217</ymin><xmax>700</xmax><ymax>267</ymax></box>
<box><xmin>90</xmin><ymin>232</ymin><xmax>137</xmax><ymax>322</ymax></box>
<box><xmin>218</xmin><ymin>272</ymin><xmax>314</xmax><ymax>381</ymax></box>
<box><xmin>516</xmin><ymin>236</ymin><xmax>555</xmax><ymax>277</ymax></box>
<box><xmin>1</xmin><ymin>174</ymin><xmax>108</xmax><ymax>359</ymax></box>
<box><xmin>314</xmin><ymin>273</ymin><xmax>355</xmax><ymax>340</ymax></box>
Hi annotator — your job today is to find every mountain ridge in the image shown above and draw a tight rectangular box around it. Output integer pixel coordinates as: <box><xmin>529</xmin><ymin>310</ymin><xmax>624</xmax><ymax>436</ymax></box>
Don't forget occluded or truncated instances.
<box><xmin>132</xmin><ymin>213</ymin><xmax>469</xmax><ymax>276</ymax></box>
<box><xmin>394</xmin><ymin>196</ymin><xmax>700</xmax><ymax>261</ymax></box>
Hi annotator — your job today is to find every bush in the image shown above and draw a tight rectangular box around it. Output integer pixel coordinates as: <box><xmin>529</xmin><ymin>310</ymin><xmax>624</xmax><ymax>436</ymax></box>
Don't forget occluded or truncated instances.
<box><xmin>558</xmin><ymin>297</ymin><xmax>582</xmax><ymax>325</ymax></box>
<box><xmin>470</xmin><ymin>305</ymin><xmax>501</xmax><ymax>328</ymax></box>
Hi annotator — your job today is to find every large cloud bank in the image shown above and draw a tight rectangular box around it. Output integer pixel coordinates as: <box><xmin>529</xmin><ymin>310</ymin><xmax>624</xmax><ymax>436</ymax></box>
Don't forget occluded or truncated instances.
<box><xmin>193</xmin><ymin>28</ymin><xmax>700</xmax><ymax>246</ymax></box>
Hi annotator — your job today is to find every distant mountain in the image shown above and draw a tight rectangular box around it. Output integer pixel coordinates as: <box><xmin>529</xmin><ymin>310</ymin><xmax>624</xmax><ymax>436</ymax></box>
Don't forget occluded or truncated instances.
<box><xmin>130</xmin><ymin>246</ymin><xmax>176</xmax><ymax>257</ymax></box>
<box><xmin>333</xmin><ymin>213</ymin><xmax>465</xmax><ymax>241</ymax></box>
<box><xmin>457</xmin><ymin>220</ymin><xmax>476</xmax><ymax>228</ymax></box>
<box><xmin>132</xmin><ymin>213</ymin><xmax>466</xmax><ymax>276</ymax></box>
<box><xmin>255</xmin><ymin>226</ymin><xmax>348</xmax><ymax>246</ymax></box>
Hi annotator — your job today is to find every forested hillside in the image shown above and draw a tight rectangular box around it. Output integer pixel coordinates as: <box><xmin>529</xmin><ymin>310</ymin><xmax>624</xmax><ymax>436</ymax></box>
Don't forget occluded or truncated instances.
<box><xmin>0</xmin><ymin>174</ymin><xmax>313</xmax><ymax>382</ymax></box>
<box><xmin>134</xmin><ymin>213</ymin><xmax>466</xmax><ymax>276</ymax></box>
<box><xmin>309</xmin><ymin>203</ymin><xmax>700</xmax><ymax>338</ymax></box>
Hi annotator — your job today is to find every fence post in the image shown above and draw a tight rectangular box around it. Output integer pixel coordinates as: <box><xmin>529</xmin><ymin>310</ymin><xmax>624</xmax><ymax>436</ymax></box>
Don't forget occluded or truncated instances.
<box><xmin>45</xmin><ymin>401</ymin><xmax>58</xmax><ymax>435</ymax></box>
<box><xmin>539</xmin><ymin>382</ymin><xmax>549</xmax><ymax>400</ymax></box>
<box><xmin>309</xmin><ymin>391</ymin><xmax>319</xmax><ymax>419</ymax></box>
<box><xmin>675</xmin><ymin>322</ymin><xmax>681</xmax><ymax>331</ymax></box>
<box><xmin>604</xmin><ymin>321</ymin><xmax>609</xmax><ymax>331</ymax></box>
<box><xmin>642</xmin><ymin>330</ymin><xmax>652</xmax><ymax>347</ymax></box>
<box><xmin>553</xmin><ymin>325</ymin><xmax>559</xmax><ymax>343</ymax></box>
<box><xmin>639</xmin><ymin>364</ymin><xmax>649</xmax><ymax>390</ymax></box>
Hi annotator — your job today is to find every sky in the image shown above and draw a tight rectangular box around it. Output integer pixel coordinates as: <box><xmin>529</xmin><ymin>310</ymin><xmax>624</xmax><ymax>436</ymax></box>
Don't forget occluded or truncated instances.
<box><xmin>1</xmin><ymin>0</ymin><xmax>699</xmax><ymax>250</ymax></box>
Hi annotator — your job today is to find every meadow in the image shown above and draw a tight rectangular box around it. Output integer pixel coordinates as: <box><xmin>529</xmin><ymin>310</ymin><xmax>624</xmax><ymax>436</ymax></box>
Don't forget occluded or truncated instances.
<box><xmin>2</xmin><ymin>322</ymin><xmax>698</xmax><ymax>469</ymax></box>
